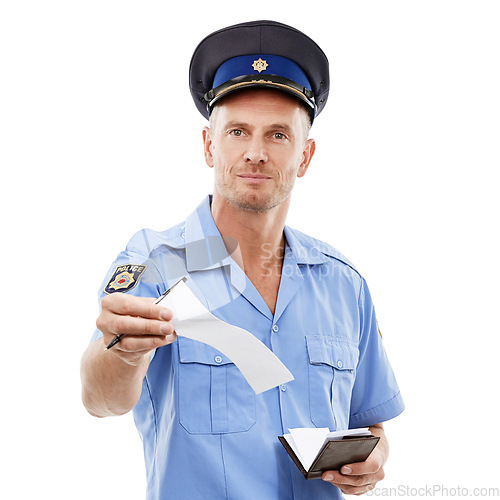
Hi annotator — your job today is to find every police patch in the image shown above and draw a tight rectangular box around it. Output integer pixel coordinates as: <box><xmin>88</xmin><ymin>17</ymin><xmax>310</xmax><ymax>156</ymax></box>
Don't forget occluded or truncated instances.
<box><xmin>104</xmin><ymin>264</ymin><xmax>147</xmax><ymax>294</ymax></box>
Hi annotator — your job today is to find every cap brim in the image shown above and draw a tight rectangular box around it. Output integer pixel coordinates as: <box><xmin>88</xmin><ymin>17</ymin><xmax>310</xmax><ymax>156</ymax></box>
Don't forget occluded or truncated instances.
<box><xmin>206</xmin><ymin>74</ymin><xmax>316</xmax><ymax>118</ymax></box>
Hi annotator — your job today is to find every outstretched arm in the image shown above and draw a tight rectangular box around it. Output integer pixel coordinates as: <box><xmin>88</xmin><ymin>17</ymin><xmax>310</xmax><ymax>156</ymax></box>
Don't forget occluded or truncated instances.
<box><xmin>80</xmin><ymin>293</ymin><xmax>176</xmax><ymax>417</ymax></box>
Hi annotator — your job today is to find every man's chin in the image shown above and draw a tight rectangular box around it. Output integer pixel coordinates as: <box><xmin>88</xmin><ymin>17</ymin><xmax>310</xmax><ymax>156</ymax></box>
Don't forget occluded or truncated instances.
<box><xmin>230</xmin><ymin>193</ymin><xmax>284</xmax><ymax>213</ymax></box>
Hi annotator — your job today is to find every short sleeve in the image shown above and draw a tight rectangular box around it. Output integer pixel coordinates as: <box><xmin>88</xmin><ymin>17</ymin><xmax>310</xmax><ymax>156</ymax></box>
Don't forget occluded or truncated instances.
<box><xmin>89</xmin><ymin>232</ymin><xmax>165</xmax><ymax>344</ymax></box>
<box><xmin>348</xmin><ymin>278</ymin><xmax>404</xmax><ymax>428</ymax></box>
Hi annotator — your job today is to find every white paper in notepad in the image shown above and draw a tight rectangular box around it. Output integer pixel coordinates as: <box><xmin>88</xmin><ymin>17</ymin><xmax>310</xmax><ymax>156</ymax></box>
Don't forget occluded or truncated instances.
<box><xmin>156</xmin><ymin>279</ymin><xmax>294</xmax><ymax>394</ymax></box>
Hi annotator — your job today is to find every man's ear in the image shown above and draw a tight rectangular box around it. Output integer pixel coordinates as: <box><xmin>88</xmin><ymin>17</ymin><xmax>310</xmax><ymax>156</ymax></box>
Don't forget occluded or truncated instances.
<box><xmin>202</xmin><ymin>126</ymin><xmax>214</xmax><ymax>168</ymax></box>
<box><xmin>297</xmin><ymin>138</ymin><xmax>316</xmax><ymax>178</ymax></box>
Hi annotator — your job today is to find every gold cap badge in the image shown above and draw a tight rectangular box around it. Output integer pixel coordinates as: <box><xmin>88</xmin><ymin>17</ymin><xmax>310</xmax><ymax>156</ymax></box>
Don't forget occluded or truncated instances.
<box><xmin>252</xmin><ymin>58</ymin><xmax>268</xmax><ymax>73</ymax></box>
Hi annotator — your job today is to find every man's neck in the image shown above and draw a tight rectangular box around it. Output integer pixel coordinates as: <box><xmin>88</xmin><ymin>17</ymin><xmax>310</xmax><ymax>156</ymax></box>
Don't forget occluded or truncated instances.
<box><xmin>210</xmin><ymin>192</ymin><xmax>289</xmax><ymax>275</ymax></box>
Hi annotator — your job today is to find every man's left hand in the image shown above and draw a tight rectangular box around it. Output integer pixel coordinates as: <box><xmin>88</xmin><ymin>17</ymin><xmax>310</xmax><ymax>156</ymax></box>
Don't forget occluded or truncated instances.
<box><xmin>321</xmin><ymin>423</ymin><xmax>388</xmax><ymax>495</ymax></box>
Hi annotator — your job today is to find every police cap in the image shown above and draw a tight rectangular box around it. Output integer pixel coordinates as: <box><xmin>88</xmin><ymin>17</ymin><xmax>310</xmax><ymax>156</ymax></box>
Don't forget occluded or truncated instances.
<box><xmin>189</xmin><ymin>20</ymin><xmax>330</xmax><ymax>122</ymax></box>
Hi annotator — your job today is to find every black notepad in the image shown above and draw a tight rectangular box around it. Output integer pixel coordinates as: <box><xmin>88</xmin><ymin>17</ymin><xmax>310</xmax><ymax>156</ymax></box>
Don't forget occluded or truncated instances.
<box><xmin>279</xmin><ymin>428</ymin><xmax>380</xmax><ymax>480</ymax></box>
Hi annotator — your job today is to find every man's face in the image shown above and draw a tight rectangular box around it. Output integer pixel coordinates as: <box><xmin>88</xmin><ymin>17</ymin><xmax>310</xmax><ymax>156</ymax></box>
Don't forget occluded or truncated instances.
<box><xmin>203</xmin><ymin>89</ymin><xmax>315</xmax><ymax>213</ymax></box>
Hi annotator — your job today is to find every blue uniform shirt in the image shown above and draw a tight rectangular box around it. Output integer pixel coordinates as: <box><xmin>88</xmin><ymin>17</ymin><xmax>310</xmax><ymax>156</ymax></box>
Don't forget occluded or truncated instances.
<box><xmin>92</xmin><ymin>196</ymin><xmax>404</xmax><ymax>499</ymax></box>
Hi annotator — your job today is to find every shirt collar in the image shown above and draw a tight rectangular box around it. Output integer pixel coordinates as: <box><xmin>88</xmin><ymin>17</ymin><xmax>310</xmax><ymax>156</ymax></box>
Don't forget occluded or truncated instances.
<box><xmin>185</xmin><ymin>195</ymin><xmax>232</xmax><ymax>272</ymax></box>
<box><xmin>183</xmin><ymin>195</ymin><xmax>331</xmax><ymax>271</ymax></box>
<box><xmin>283</xmin><ymin>225</ymin><xmax>331</xmax><ymax>265</ymax></box>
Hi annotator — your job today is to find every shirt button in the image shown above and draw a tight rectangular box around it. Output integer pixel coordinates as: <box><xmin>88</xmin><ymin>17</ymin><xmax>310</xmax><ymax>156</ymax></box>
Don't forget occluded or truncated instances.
<box><xmin>214</xmin><ymin>356</ymin><xmax>222</xmax><ymax>364</ymax></box>
<box><xmin>280</xmin><ymin>384</ymin><xmax>287</xmax><ymax>392</ymax></box>
<box><xmin>272</xmin><ymin>324</ymin><xmax>279</xmax><ymax>333</ymax></box>
<box><xmin>337</xmin><ymin>360</ymin><xmax>343</xmax><ymax>369</ymax></box>
<box><xmin>180</xmin><ymin>230</ymin><xmax>186</xmax><ymax>238</ymax></box>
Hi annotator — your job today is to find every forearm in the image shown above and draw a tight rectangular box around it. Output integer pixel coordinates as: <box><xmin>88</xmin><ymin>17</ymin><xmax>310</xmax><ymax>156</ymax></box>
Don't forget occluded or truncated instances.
<box><xmin>80</xmin><ymin>338</ymin><xmax>150</xmax><ymax>418</ymax></box>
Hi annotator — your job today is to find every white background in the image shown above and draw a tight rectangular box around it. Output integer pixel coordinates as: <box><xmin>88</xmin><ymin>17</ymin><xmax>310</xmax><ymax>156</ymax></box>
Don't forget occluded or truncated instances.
<box><xmin>1</xmin><ymin>1</ymin><xmax>499</xmax><ymax>498</ymax></box>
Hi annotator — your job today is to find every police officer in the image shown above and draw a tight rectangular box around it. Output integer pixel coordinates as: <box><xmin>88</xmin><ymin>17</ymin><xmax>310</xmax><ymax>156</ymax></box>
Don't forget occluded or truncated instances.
<box><xmin>81</xmin><ymin>20</ymin><xmax>404</xmax><ymax>499</ymax></box>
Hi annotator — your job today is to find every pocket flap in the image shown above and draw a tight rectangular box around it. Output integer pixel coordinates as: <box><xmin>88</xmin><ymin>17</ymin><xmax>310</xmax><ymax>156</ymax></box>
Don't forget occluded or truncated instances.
<box><xmin>178</xmin><ymin>337</ymin><xmax>232</xmax><ymax>366</ymax></box>
<box><xmin>306</xmin><ymin>335</ymin><xmax>358</xmax><ymax>370</ymax></box>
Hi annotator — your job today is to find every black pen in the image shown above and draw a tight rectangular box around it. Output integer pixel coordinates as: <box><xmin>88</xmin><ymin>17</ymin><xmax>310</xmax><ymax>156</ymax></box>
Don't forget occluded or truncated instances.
<box><xmin>104</xmin><ymin>277</ymin><xmax>187</xmax><ymax>351</ymax></box>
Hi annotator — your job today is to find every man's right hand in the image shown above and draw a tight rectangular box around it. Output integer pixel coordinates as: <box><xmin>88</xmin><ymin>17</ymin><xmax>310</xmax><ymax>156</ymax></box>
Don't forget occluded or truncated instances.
<box><xmin>96</xmin><ymin>293</ymin><xmax>177</xmax><ymax>366</ymax></box>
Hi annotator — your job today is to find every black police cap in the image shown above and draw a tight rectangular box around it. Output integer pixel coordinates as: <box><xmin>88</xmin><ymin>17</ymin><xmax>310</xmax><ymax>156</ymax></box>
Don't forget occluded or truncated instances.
<box><xmin>189</xmin><ymin>20</ymin><xmax>330</xmax><ymax>122</ymax></box>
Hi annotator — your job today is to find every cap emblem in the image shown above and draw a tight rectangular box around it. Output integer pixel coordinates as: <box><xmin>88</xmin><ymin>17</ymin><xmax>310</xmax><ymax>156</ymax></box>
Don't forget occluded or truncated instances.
<box><xmin>252</xmin><ymin>58</ymin><xmax>268</xmax><ymax>73</ymax></box>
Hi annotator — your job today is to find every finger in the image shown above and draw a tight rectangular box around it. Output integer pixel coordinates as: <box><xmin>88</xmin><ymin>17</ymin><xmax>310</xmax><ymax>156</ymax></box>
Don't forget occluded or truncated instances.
<box><xmin>107</xmin><ymin>314</ymin><xmax>175</xmax><ymax>337</ymax></box>
<box><xmin>113</xmin><ymin>331</ymin><xmax>177</xmax><ymax>353</ymax></box>
<box><xmin>102</xmin><ymin>293</ymin><xmax>173</xmax><ymax>321</ymax></box>
<box><xmin>322</xmin><ymin>470</ymin><xmax>376</xmax><ymax>488</ymax></box>
<box><xmin>340</xmin><ymin>450</ymin><xmax>384</xmax><ymax>476</ymax></box>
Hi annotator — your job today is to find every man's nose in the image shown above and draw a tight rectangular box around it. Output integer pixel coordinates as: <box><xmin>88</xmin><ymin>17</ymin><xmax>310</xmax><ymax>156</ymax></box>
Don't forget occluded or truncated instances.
<box><xmin>244</xmin><ymin>136</ymin><xmax>268</xmax><ymax>164</ymax></box>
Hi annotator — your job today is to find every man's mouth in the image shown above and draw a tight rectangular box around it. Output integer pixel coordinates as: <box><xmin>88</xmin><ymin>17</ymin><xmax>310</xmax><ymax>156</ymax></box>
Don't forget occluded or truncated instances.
<box><xmin>237</xmin><ymin>173</ymin><xmax>272</xmax><ymax>184</ymax></box>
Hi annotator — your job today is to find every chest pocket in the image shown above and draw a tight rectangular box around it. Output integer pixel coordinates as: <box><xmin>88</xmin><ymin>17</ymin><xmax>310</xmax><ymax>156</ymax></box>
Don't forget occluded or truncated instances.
<box><xmin>306</xmin><ymin>335</ymin><xmax>359</xmax><ymax>430</ymax></box>
<box><xmin>177</xmin><ymin>337</ymin><xmax>256</xmax><ymax>434</ymax></box>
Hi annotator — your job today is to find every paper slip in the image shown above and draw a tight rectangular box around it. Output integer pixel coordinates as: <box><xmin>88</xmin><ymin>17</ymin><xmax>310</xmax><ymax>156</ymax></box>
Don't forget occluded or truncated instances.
<box><xmin>156</xmin><ymin>279</ymin><xmax>294</xmax><ymax>394</ymax></box>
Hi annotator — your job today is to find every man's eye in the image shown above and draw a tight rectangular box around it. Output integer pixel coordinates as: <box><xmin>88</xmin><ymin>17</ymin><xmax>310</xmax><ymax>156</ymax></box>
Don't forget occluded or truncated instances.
<box><xmin>274</xmin><ymin>133</ymin><xmax>285</xmax><ymax>140</ymax></box>
<box><xmin>231</xmin><ymin>130</ymin><xmax>243</xmax><ymax>137</ymax></box>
